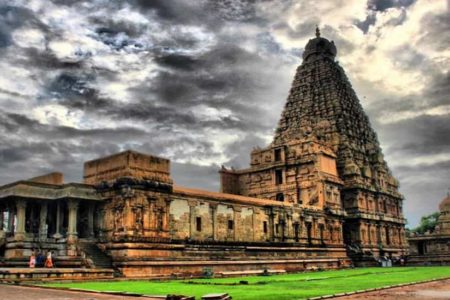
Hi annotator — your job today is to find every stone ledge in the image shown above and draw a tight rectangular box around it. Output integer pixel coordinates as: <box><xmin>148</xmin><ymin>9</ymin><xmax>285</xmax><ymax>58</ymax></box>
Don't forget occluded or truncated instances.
<box><xmin>0</xmin><ymin>268</ymin><xmax>114</xmax><ymax>282</ymax></box>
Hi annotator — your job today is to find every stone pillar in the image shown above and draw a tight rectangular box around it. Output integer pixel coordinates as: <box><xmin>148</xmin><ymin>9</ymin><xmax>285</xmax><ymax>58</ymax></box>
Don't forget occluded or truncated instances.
<box><xmin>188</xmin><ymin>200</ymin><xmax>197</xmax><ymax>239</ymax></box>
<box><xmin>87</xmin><ymin>203</ymin><xmax>95</xmax><ymax>238</ymax></box>
<box><xmin>15</xmin><ymin>200</ymin><xmax>27</xmax><ymax>241</ymax></box>
<box><xmin>268</xmin><ymin>209</ymin><xmax>275</xmax><ymax>242</ymax></box>
<box><xmin>233</xmin><ymin>206</ymin><xmax>241</xmax><ymax>241</ymax></box>
<box><xmin>66</xmin><ymin>200</ymin><xmax>78</xmax><ymax>256</ymax></box>
<box><xmin>0</xmin><ymin>207</ymin><xmax>4</xmax><ymax>239</ymax></box>
<box><xmin>286</xmin><ymin>212</ymin><xmax>292</xmax><ymax>241</ymax></box>
<box><xmin>210</xmin><ymin>203</ymin><xmax>217</xmax><ymax>241</ymax></box>
<box><xmin>312</xmin><ymin>218</ymin><xmax>317</xmax><ymax>244</ymax></box>
<box><xmin>39</xmin><ymin>202</ymin><xmax>48</xmax><ymax>240</ymax></box>
<box><xmin>96</xmin><ymin>207</ymin><xmax>105</xmax><ymax>238</ymax></box>
<box><xmin>7</xmin><ymin>207</ymin><xmax>14</xmax><ymax>233</ymax></box>
<box><xmin>0</xmin><ymin>207</ymin><xmax>3</xmax><ymax>231</ymax></box>
<box><xmin>163</xmin><ymin>198</ymin><xmax>172</xmax><ymax>233</ymax></box>
<box><xmin>251</xmin><ymin>208</ymin><xmax>256</xmax><ymax>242</ymax></box>
<box><xmin>147</xmin><ymin>198</ymin><xmax>155</xmax><ymax>230</ymax></box>
<box><xmin>338</xmin><ymin>221</ymin><xmax>343</xmax><ymax>243</ymax></box>
<box><xmin>53</xmin><ymin>202</ymin><xmax>62</xmax><ymax>239</ymax></box>
<box><xmin>67</xmin><ymin>200</ymin><xmax>79</xmax><ymax>241</ymax></box>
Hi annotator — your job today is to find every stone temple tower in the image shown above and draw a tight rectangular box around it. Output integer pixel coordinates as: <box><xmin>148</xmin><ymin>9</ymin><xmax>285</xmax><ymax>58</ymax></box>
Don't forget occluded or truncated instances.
<box><xmin>221</xmin><ymin>28</ymin><xmax>408</xmax><ymax>262</ymax></box>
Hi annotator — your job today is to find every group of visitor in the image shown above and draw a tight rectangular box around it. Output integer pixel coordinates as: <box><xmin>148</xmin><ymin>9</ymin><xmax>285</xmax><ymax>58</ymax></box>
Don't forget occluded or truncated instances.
<box><xmin>29</xmin><ymin>250</ymin><xmax>54</xmax><ymax>268</ymax></box>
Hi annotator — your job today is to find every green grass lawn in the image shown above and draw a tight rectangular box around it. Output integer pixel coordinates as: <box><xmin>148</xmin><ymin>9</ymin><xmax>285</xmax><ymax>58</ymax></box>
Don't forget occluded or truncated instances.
<box><xmin>44</xmin><ymin>267</ymin><xmax>450</xmax><ymax>300</ymax></box>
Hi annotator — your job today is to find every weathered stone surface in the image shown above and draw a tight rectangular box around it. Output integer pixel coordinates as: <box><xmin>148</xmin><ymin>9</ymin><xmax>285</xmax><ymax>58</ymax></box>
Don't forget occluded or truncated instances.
<box><xmin>83</xmin><ymin>150</ymin><xmax>172</xmax><ymax>185</ymax></box>
<box><xmin>28</xmin><ymin>172</ymin><xmax>64</xmax><ymax>185</ymax></box>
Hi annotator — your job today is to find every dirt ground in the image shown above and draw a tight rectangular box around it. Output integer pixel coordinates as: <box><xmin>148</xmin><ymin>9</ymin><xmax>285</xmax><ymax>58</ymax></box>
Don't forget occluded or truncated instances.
<box><xmin>337</xmin><ymin>278</ymin><xmax>450</xmax><ymax>299</ymax></box>
<box><xmin>0</xmin><ymin>284</ymin><xmax>164</xmax><ymax>300</ymax></box>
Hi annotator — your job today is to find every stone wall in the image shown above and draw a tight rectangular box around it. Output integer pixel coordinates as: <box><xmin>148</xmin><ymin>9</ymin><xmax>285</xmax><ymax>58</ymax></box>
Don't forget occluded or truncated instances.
<box><xmin>84</xmin><ymin>150</ymin><xmax>172</xmax><ymax>185</ymax></box>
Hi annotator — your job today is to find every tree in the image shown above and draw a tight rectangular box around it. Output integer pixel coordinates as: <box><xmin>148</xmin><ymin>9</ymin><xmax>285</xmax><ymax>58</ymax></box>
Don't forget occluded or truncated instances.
<box><xmin>411</xmin><ymin>212</ymin><xmax>440</xmax><ymax>234</ymax></box>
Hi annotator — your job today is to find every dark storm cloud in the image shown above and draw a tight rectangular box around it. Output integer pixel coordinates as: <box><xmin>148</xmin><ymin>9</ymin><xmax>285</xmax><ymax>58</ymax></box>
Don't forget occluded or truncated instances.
<box><xmin>383</xmin><ymin>114</ymin><xmax>450</xmax><ymax>156</ymax></box>
<box><xmin>45</xmin><ymin>39</ymin><xmax>281</xmax><ymax>132</ymax></box>
<box><xmin>0</xmin><ymin>5</ymin><xmax>47</xmax><ymax>48</ymax></box>
<box><xmin>18</xmin><ymin>48</ymin><xmax>83</xmax><ymax>69</ymax></box>
<box><xmin>222</xmin><ymin>133</ymin><xmax>269</xmax><ymax>168</ymax></box>
<box><xmin>154</xmin><ymin>54</ymin><xmax>198</xmax><ymax>71</ymax></box>
<box><xmin>134</xmin><ymin>0</ymin><xmax>265</xmax><ymax>26</ymax></box>
<box><xmin>418</xmin><ymin>12</ymin><xmax>450</xmax><ymax>52</ymax></box>
<box><xmin>367</xmin><ymin>70</ymin><xmax>450</xmax><ymax>120</ymax></box>
<box><xmin>0</xmin><ymin>109</ymin><xmax>144</xmax><ymax>182</ymax></box>
<box><xmin>368</xmin><ymin>0</ymin><xmax>416</xmax><ymax>11</ymax></box>
<box><xmin>427</xmin><ymin>73</ymin><xmax>450</xmax><ymax>107</ymax></box>
<box><xmin>0</xmin><ymin>110</ymin><xmax>148</xmax><ymax>141</ymax></box>
<box><xmin>171</xmin><ymin>162</ymin><xmax>221</xmax><ymax>191</ymax></box>
<box><xmin>357</xmin><ymin>0</ymin><xmax>415</xmax><ymax>33</ymax></box>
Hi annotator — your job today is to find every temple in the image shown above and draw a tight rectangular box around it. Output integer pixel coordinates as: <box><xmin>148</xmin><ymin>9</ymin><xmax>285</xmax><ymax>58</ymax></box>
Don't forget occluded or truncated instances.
<box><xmin>408</xmin><ymin>194</ymin><xmax>450</xmax><ymax>265</ymax></box>
<box><xmin>220</xmin><ymin>27</ymin><xmax>407</xmax><ymax>264</ymax></box>
<box><xmin>0</xmin><ymin>29</ymin><xmax>407</xmax><ymax>278</ymax></box>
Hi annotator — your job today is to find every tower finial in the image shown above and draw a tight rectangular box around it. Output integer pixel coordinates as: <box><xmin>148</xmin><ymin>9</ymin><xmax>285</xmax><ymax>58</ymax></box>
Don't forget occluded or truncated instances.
<box><xmin>315</xmin><ymin>25</ymin><xmax>320</xmax><ymax>38</ymax></box>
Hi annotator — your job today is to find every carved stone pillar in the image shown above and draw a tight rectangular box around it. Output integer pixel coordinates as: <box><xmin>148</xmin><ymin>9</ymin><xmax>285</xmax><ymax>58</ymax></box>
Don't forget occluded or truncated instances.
<box><xmin>67</xmin><ymin>200</ymin><xmax>79</xmax><ymax>243</ymax></box>
<box><xmin>376</xmin><ymin>224</ymin><xmax>382</xmax><ymax>246</ymax></box>
<box><xmin>15</xmin><ymin>199</ymin><xmax>26</xmax><ymax>241</ymax></box>
<box><xmin>312</xmin><ymin>218</ymin><xmax>317</xmax><ymax>244</ymax></box>
<box><xmin>163</xmin><ymin>198</ymin><xmax>172</xmax><ymax>233</ymax></box>
<box><xmin>39</xmin><ymin>202</ymin><xmax>48</xmax><ymax>240</ymax></box>
<box><xmin>146</xmin><ymin>198</ymin><xmax>155</xmax><ymax>231</ymax></box>
<box><xmin>285</xmin><ymin>212</ymin><xmax>292</xmax><ymax>241</ymax></box>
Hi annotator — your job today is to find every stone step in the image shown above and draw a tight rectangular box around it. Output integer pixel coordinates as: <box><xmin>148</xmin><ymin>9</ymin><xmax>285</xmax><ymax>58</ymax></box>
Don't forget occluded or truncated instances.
<box><xmin>78</xmin><ymin>242</ymin><xmax>113</xmax><ymax>269</ymax></box>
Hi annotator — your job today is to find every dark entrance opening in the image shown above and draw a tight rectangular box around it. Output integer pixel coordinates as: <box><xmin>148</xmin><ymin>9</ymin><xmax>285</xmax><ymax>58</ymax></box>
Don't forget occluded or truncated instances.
<box><xmin>293</xmin><ymin>223</ymin><xmax>299</xmax><ymax>242</ymax></box>
<box><xmin>418</xmin><ymin>241</ymin><xmax>426</xmax><ymax>255</ymax></box>
<box><xmin>306</xmin><ymin>222</ymin><xmax>312</xmax><ymax>245</ymax></box>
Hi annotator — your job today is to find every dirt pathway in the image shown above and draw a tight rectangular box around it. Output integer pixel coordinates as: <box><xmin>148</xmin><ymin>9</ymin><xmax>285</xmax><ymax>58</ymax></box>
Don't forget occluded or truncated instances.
<box><xmin>337</xmin><ymin>278</ymin><xmax>450</xmax><ymax>299</ymax></box>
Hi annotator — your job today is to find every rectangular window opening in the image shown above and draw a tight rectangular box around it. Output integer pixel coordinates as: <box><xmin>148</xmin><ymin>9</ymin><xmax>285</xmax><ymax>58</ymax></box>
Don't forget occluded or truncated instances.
<box><xmin>263</xmin><ymin>221</ymin><xmax>268</xmax><ymax>234</ymax></box>
<box><xmin>276</xmin><ymin>193</ymin><xmax>284</xmax><ymax>202</ymax></box>
<box><xmin>275</xmin><ymin>169</ymin><xmax>283</xmax><ymax>185</ymax></box>
<box><xmin>274</xmin><ymin>149</ymin><xmax>282</xmax><ymax>162</ymax></box>
<box><xmin>196</xmin><ymin>217</ymin><xmax>202</xmax><ymax>232</ymax></box>
<box><xmin>228</xmin><ymin>219</ymin><xmax>234</xmax><ymax>230</ymax></box>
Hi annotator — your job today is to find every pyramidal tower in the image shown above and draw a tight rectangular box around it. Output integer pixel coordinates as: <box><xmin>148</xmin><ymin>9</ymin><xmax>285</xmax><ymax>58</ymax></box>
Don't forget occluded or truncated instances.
<box><xmin>221</xmin><ymin>28</ymin><xmax>408</xmax><ymax>261</ymax></box>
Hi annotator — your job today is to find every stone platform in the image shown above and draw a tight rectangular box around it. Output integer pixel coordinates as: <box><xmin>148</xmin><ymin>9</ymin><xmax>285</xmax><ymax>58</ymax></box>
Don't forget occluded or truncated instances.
<box><xmin>0</xmin><ymin>268</ymin><xmax>114</xmax><ymax>282</ymax></box>
<box><xmin>114</xmin><ymin>257</ymin><xmax>350</xmax><ymax>278</ymax></box>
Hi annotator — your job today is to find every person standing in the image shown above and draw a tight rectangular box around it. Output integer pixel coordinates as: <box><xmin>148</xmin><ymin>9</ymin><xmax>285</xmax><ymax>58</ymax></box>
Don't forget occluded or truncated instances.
<box><xmin>29</xmin><ymin>252</ymin><xmax>36</xmax><ymax>268</ymax></box>
<box><xmin>36</xmin><ymin>251</ymin><xmax>45</xmax><ymax>268</ymax></box>
<box><xmin>45</xmin><ymin>251</ymin><xmax>53</xmax><ymax>268</ymax></box>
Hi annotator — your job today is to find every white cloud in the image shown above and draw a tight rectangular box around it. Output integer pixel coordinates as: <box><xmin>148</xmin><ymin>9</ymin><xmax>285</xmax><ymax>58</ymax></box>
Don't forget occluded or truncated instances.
<box><xmin>32</xmin><ymin>104</ymin><xmax>83</xmax><ymax>127</ymax></box>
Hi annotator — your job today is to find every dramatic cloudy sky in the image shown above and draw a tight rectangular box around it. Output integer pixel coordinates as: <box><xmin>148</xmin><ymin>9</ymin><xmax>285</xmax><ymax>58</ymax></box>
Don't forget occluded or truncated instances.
<box><xmin>0</xmin><ymin>0</ymin><xmax>448</xmax><ymax>227</ymax></box>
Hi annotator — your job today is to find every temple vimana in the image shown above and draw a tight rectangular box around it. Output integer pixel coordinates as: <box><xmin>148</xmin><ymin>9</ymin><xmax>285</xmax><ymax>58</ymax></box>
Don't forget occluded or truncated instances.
<box><xmin>0</xmin><ymin>29</ymin><xmax>408</xmax><ymax>278</ymax></box>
